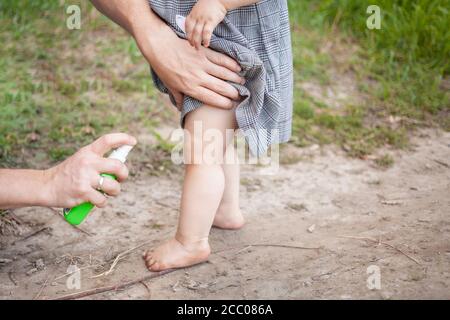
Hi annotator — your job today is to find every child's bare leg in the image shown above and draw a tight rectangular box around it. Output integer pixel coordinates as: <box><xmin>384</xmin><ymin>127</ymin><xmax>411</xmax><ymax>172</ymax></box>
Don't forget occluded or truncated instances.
<box><xmin>213</xmin><ymin>145</ymin><xmax>245</xmax><ymax>229</ymax></box>
<box><xmin>144</xmin><ymin>105</ymin><xmax>236</xmax><ymax>271</ymax></box>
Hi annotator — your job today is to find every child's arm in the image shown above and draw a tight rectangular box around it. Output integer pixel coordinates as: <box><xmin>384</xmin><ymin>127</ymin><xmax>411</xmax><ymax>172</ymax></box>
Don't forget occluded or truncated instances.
<box><xmin>186</xmin><ymin>0</ymin><xmax>260</xmax><ymax>49</ymax></box>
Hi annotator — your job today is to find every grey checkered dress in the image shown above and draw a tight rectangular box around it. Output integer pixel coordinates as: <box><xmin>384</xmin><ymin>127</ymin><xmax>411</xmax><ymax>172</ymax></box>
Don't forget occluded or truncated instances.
<box><xmin>148</xmin><ymin>0</ymin><xmax>293</xmax><ymax>156</ymax></box>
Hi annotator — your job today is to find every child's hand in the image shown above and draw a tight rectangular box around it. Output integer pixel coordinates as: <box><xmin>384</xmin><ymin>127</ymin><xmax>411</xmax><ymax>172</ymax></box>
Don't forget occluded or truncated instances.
<box><xmin>185</xmin><ymin>0</ymin><xmax>227</xmax><ymax>49</ymax></box>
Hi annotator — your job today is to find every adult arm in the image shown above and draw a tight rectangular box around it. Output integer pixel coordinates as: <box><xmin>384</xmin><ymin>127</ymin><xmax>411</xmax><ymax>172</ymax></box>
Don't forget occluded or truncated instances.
<box><xmin>0</xmin><ymin>133</ymin><xmax>136</xmax><ymax>209</ymax></box>
<box><xmin>90</xmin><ymin>0</ymin><xmax>244</xmax><ymax>109</ymax></box>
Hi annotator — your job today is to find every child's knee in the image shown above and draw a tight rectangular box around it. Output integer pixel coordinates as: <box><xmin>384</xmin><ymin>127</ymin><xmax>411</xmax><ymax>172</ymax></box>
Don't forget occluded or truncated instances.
<box><xmin>183</xmin><ymin>127</ymin><xmax>225</xmax><ymax>165</ymax></box>
<box><xmin>183</xmin><ymin>105</ymin><xmax>236</xmax><ymax>165</ymax></box>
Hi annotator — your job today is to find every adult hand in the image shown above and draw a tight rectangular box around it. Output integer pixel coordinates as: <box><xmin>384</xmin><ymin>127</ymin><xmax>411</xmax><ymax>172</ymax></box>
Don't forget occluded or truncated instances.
<box><xmin>136</xmin><ymin>22</ymin><xmax>245</xmax><ymax>110</ymax></box>
<box><xmin>90</xmin><ymin>0</ymin><xmax>243</xmax><ymax>109</ymax></box>
<box><xmin>44</xmin><ymin>133</ymin><xmax>137</xmax><ymax>208</ymax></box>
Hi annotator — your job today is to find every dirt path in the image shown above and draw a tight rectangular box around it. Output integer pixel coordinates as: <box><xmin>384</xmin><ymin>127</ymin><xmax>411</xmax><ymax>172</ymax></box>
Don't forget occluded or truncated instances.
<box><xmin>1</xmin><ymin>129</ymin><xmax>449</xmax><ymax>300</ymax></box>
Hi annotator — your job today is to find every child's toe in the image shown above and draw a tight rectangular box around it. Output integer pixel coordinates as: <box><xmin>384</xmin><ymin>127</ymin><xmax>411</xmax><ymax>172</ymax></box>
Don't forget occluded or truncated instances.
<box><xmin>150</xmin><ymin>261</ymin><xmax>162</xmax><ymax>271</ymax></box>
<box><xmin>144</xmin><ymin>254</ymin><xmax>155</xmax><ymax>267</ymax></box>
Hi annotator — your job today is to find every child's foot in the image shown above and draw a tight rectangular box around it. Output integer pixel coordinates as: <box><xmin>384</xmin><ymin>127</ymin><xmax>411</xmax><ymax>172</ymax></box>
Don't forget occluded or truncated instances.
<box><xmin>143</xmin><ymin>237</ymin><xmax>210</xmax><ymax>272</ymax></box>
<box><xmin>213</xmin><ymin>204</ymin><xmax>245</xmax><ymax>230</ymax></box>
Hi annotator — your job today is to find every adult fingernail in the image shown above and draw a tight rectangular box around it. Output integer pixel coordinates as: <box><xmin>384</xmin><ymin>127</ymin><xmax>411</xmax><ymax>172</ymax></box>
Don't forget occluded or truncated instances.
<box><xmin>241</xmin><ymin>78</ymin><xmax>246</xmax><ymax>85</ymax></box>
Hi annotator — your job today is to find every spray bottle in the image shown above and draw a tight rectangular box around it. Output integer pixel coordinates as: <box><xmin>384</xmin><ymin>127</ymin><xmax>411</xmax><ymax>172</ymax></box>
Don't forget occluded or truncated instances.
<box><xmin>63</xmin><ymin>145</ymin><xmax>134</xmax><ymax>225</ymax></box>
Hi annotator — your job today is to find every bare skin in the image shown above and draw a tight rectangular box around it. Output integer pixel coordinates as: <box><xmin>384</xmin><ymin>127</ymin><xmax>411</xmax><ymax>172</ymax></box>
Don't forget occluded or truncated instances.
<box><xmin>143</xmin><ymin>105</ymin><xmax>244</xmax><ymax>271</ymax></box>
<box><xmin>89</xmin><ymin>0</ymin><xmax>247</xmax><ymax>271</ymax></box>
<box><xmin>0</xmin><ymin>133</ymin><xmax>136</xmax><ymax>209</ymax></box>
<box><xmin>213</xmin><ymin>145</ymin><xmax>245</xmax><ymax>230</ymax></box>
<box><xmin>90</xmin><ymin>0</ymin><xmax>244</xmax><ymax>109</ymax></box>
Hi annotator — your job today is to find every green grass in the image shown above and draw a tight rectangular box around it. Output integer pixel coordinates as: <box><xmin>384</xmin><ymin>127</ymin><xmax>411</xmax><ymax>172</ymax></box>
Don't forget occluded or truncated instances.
<box><xmin>288</xmin><ymin>0</ymin><xmax>449</xmax><ymax>158</ymax></box>
<box><xmin>324</xmin><ymin>0</ymin><xmax>449</xmax><ymax>120</ymax></box>
<box><xmin>0</xmin><ymin>1</ymin><xmax>170</xmax><ymax>168</ymax></box>
<box><xmin>0</xmin><ymin>0</ymin><xmax>448</xmax><ymax>169</ymax></box>
<box><xmin>374</xmin><ymin>154</ymin><xmax>395</xmax><ymax>168</ymax></box>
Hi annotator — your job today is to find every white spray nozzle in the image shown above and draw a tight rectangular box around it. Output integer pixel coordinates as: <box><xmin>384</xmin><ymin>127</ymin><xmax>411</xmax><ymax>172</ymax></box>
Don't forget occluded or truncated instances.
<box><xmin>108</xmin><ymin>145</ymin><xmax>134</xmax><ymax>163</ymax></box>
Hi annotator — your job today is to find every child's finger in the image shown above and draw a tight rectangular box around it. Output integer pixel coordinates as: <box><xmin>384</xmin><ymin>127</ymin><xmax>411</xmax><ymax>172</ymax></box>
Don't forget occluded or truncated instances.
<box><xmin>192</xmin><ymin>22</ymin><xmax>204</xmax><ymax>49</ymax></box>
<box><xmin>202</xmin><ymin>23</ymin><xmax>214</xmax><ymax>47</ymax></box>
<box><xmin>185</xmin><ymin>17</ymin><xmax>195</xmax><ymax>45</ymax></box>
<box><xmin>187</xmin><ymin>23</ymin><xmax>195</xmax><ymax>47</ymax></box>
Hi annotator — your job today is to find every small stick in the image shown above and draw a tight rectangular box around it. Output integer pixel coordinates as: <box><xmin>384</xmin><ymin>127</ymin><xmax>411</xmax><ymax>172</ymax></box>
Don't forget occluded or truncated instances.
<box><xmin>235</xmin><ymin>245</ymin><xmax>252</xmax><ymax>254</ymax></box>
<box><xmin>33</xmin><ymin>275</ymin><xmax>51</xmax><ymax>300</ymax></box>
<box><xmin>8</xmin><ymin>211</ymin><xmax>23</xmax><ymax>224</ymax></box>
<box><xmin>91</xmin><ymin>239</ymin><xmax>154</xmax><ymax>278</ymax></box>
<box><xmin>53</xmin><ymin>269</ymin><xmax>177</xmax><ymax>300</ymax></box>
<box><xmin>154</xmin><ymin>200</ymin><xmax>178</xmax><ymax>211</ymax></box>
<box><xmin>433</xmin><ymin>159</ymin><xmax>450</xmax><ymax>168</ymax></box>
<box><xmin>11</xmin><ymin>227</ymin><xmax>50</xmax><ymax>245</ymax></box>
<box><xmin>248</xmin><ymin>244</ymin><xmax>321</xmax><ymax>250</ymax></box>
<box><xmin>53</xmin><ymin>264</ymin><xmax>103</xmax><ymax>281</ymax></box>
<box><xmin>215</xmin><ymin>243</ymin><xmax>321</xmax><ymax>255</ymax></box>
<box><xmin>46</xmin><ymin>207</ymin><xmax>94</xmax><ymax>236</ymax></box>
<box><xmin>140</xmin><ymin>281</ymin><xmax>151</xmax><ymax>298</ymax></box>
<box><xmin>8</xmin><ymin>271</ymin><xmax>17</xmax><ymax>286</ymax></box>
<box><xmin>339</xmin><ymin>235</ymin><xmax>421</xmax><ymax>265</ymax></box>
<box><xmin>52</xmin><ymin>242</ymin><xmax>320</xmax><ymax>300</ymax></box>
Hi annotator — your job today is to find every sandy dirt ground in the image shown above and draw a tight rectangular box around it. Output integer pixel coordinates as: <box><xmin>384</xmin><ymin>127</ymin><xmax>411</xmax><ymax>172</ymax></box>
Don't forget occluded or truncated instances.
<box><xmin>0</xmin><ymin>129</ymin><xmax>449</xmax><ymax>300</ymax></box>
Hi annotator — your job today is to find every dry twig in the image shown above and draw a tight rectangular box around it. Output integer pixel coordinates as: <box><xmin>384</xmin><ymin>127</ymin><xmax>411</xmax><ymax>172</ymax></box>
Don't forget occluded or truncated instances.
<box><xmin>33</xmin><ymin>275</ymin><xmax>51</xmax><ymax>300</ymax></box>
<box><xmin>433</xmin><ymin>159</ymin><xmax>450</xmax><ymax>168</ymax></box>
<box><xmin>339</xmin><ymin>235</ymin><xmax>421</xmax><ymax>265</ymax></box>
<box><xmin>91</xmin><ymin>239</ymin><xmax>154</xmax><ymax>278</ymax></box>
<box><xmin>46</xmin><ymin>207</ymin><xmax>93</xmax><ymax>236</ymax></box>
<box><xmin>52</xmin><ymin>241</ymin><xmax>322</xmax><ymax>300</ymax></box>
<box><xmin>216</xmin><ymin>243</ymin><xmax>321</xmax><ymax>255</ymax></box>
<box><xmin>54</xmin><ymin>264</ymin><xmax>103</xmax><ymax>281</ymax></box>
<box><xmin>53</xmin><ymin>269</ymin><xmax>176</xmax><ymax>300</ymax></box>
<box><xmin>11</xmin><ymin>227</ymin><xmax>51</xmax><ymax>245</ymax></box>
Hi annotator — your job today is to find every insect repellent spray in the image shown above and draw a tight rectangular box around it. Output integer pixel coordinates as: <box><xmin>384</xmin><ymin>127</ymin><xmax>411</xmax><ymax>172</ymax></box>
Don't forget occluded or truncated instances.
<box><xmin>63</xmin><ymin>145</ymin><xmax>134</xmax><ymax>225</ymax></box>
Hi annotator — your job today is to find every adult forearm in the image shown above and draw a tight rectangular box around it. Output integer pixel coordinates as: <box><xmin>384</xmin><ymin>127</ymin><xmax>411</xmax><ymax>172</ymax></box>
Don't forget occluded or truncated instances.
<box><xmin>90</xmin><ymin>0</ymin><xmax>166</xmax><ymax>65</ymax></box>
<box><xmin>91</xmin><ymin>0</ymin><xmax>243</xmax><ymax>109</ymax></box>
<box><xmin>0</xmin><ymin>169</ymin><xmax>51</xmax><ymax>209</ymax></box>
<box><xmin>90</xmin><ymin>0</ymin><xmax>161</xmax><ymax>37</ymax></box>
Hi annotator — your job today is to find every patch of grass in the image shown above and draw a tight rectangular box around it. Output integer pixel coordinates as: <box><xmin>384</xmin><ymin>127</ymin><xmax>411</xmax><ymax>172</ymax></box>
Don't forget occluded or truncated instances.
<box><xmin>0</xmin><ymin>1</ymin><xmax>164</xmax><ymax>168</ymax></box>
<box><xmin>374</xmin><ymin>154</ymin><xmax>394</xmax><ymax>168</ymax></box>
<box><xmin>291</xmin><ymin>86</ymin><xmax>410</xmax><ymax>156</ymax></box>
<box><xmin>1</xmin><ymin>0</ymin><xmax>448</xmax><ymax>169</ymax></box>
<box><xmin>151</xmin><ymin>223</ymin><xmax>164</xmax><ymax>230</ymax></box>
<box><xmin>288</xmin><ymin>0</ymin><xmax>449</xmax><ymax>158</ymax></box>
<box><xmin>319</xmin><ymin>0</ymin><xmax>449</xmax><ymax>119</ymax></box>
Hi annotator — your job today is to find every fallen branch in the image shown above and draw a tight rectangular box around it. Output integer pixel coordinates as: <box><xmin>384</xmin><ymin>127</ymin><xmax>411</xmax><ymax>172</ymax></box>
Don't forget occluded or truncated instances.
<box><xmin>339</xmin><ymin>235</ymin><xmax>421</xmax><ymax>265</ymax></box>
<box><xmin>53</xmin><ymin>269</ymin><xmax>177</xmax><ymax>300</ymax></box>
